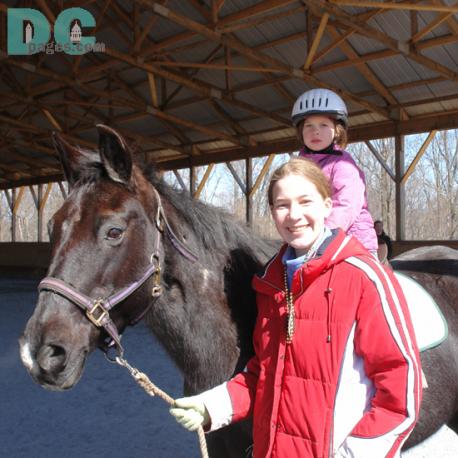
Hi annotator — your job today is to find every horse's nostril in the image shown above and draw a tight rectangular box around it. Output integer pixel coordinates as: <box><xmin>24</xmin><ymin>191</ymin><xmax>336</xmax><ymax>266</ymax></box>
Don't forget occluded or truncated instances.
<box><xmin>36</xmin><ymin>344</ymin><xmax>67</xmax><ymax>373</ymax></box>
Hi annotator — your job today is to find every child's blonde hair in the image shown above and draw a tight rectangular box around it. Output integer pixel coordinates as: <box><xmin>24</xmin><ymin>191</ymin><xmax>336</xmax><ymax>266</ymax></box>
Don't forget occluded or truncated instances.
<box><xmin>268</xmin><ymin>158</ymin><xmax>332</xmax><ymax>205</ymax></box>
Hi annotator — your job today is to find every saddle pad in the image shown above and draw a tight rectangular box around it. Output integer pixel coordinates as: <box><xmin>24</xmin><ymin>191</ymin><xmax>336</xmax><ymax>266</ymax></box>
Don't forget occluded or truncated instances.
<box><xmin>395</xmin><ymin>272</ymin><xmax>448</xmax><ymax>352</ymax></box>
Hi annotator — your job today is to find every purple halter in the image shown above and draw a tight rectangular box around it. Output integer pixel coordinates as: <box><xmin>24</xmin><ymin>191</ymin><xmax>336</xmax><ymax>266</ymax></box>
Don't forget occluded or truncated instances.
<box><xmin>38</xmin><ymin>188</ymin><xmax>197</xmax><ymax>356</ymax></box>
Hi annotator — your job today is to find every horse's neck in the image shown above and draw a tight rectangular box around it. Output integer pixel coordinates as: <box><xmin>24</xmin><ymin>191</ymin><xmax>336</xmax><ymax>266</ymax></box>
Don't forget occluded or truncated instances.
<box><xmin>148</xmin><ymin>275</ymin><xmax>240</xmax><ymax>393</ymax></box>
<box><xmin>148</xmin><ymin>185</ymin><xmax>263</xmax><ymax>392</ymax></box>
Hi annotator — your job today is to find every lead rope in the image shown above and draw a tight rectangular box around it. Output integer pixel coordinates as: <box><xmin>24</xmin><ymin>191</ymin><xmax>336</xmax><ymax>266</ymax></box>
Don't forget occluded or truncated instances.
<box><xmin>115</xmin><ymin>356</ymin><xmax>209</xmax><ymax>458</ymax></box>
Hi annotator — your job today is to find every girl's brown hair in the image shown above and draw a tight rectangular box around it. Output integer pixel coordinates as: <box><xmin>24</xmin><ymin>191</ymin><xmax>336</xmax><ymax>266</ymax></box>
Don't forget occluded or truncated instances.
<box><xmin>296</xmin><ymin>118</ymin><xmax>348</xmax><ymax>149</ymax></box>
<box><xmin>268</xmin><ymin>158</ymin><xmax>332</xmax><ymax>205</ymax></box>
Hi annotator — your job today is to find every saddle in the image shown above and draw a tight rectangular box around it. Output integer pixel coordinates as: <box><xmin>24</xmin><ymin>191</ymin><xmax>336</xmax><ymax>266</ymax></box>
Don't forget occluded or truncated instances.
<box><xmin>395</xmin><ymin>272</ymin><xmax>448</xmax><ymax>352</ymax></box>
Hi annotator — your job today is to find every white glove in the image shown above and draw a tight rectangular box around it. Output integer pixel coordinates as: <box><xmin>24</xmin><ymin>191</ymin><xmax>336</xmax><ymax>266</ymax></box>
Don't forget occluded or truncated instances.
<box><xmin>169</xmin><ymin>396</ymin><xmax>210</xmax><ymax>432</ymax></box>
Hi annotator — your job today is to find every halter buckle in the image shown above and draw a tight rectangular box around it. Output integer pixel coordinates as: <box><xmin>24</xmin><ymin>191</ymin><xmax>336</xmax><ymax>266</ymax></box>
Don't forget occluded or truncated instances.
<box><xmin>152</xmin><ymin>265</ymin><xmax>161</xmax><ymax>284</ymax></box>
<box><xmin>86</xmin><ymin>300</ymin><xmax>108</xmax><ymax>327</ymax></box>
<box><xmin>151</xmin><ymin>265</ymin><xmax>162</xmax><ymax>297</ymax></box>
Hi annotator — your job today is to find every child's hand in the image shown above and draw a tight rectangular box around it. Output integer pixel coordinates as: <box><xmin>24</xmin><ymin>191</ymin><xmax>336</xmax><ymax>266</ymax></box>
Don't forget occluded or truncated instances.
<box><xmin>170</xmin><ymin>396</ymin><xmax>210</xmax><ymax>431</ymax></box>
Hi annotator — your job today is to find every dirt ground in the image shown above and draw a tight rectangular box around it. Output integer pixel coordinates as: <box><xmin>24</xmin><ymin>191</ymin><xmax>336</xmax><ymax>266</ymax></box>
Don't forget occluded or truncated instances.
<box><xmin>1</xmin><ymin>272</ymin><xmax>198</xmax><ymax>458</ymax></box>
<box><xmin>1</xmin><ymin>271</ymin><xmax>457</xmax><ymax>457</ymax></box>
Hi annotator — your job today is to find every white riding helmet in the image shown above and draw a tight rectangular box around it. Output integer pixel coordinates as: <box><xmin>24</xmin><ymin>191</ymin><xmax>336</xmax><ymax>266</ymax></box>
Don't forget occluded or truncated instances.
<box><xmin>291</xmin><ymin>88</ymin><xmax>348</xmax><ymax>127</ymax></box>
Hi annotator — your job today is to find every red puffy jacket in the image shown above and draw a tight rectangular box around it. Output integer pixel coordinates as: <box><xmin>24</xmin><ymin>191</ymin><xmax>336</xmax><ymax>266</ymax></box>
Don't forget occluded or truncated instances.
<box><xmin>204</xmin><ymin>230</ymin><xmax>421</xmax><ymax>458</ymax></box>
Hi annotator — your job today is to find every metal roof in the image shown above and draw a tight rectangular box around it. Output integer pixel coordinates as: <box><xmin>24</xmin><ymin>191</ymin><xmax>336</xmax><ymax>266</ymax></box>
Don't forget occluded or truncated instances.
<box><xmin>1</xmin><ymin>0</ymin><xmax>458</xmax><ymax>189</ymax></box>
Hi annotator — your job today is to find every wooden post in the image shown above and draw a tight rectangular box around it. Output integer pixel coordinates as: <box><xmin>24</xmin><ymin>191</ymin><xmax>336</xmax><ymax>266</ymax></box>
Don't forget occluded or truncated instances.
<box><xmin>37</xmin><ymin>184</ymin><xmax>43</xmax><ymax>242</ymax></box>
<box><xmin>12</xmin><ymin>187</ymin><xmax>26</xmax><ymax>241</ymax></box>
<box><xmin>246</xmin><ymin>157</ymin><xmax>253</xmax><ymax>226</ymax></box>
<box><xmin>190</xmin><ymin>166</ymin><xmax>196</xmax><ymax>197</ymax></box>
<box><xmin>38</xmin><ymin>183</ymin><xmax>52</xmax><ymax>242</ymax></box>
<box><xmin>11</xmin><ymin>188</ymin><xmax>16</xmax><ymax>242</ymax></box>
<box><xmin>395</xmin><ymin>134</ymin><xmax>405</xmax><ymax>240</ymax></box>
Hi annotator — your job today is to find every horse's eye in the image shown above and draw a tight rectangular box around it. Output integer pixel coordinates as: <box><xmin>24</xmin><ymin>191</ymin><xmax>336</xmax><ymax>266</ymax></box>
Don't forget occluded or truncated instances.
<box><xmin>106</xmin><ymin>228</ymin><xmax>124</xmax><ymax>240</ymax></box>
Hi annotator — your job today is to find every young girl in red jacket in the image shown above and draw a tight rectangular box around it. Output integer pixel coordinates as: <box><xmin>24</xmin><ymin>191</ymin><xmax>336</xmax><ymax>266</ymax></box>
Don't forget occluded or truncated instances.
<box><xmin>170</xmin><ymin>158</ymin><xmax>422</xmax><ymax>458</ymax></box>
<box><xmin>292</xmin><ymin>88</ymin><xmax>378</xmax><ymax>256</ymax></box>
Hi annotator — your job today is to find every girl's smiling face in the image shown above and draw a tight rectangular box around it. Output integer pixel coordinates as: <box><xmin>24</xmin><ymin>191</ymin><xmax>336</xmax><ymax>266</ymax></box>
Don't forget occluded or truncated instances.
<box><xmin>270</xmin><ymin>174</ymin><xmax>332</xmax><ymax>256</ymax></box>
<box><xmin>302</xmin><ymin>115</ymin><xmax>336</xmax><ymax>151</ymax></box>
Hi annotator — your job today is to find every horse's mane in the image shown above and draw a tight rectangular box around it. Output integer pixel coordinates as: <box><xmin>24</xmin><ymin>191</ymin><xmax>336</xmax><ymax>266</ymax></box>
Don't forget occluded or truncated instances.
<box><xmin>146</xmin><ymin>165</ymin><xmax>275</xmax><ymax>256</ymax></box>
<box><xmin>74</xmin><ymin>154</ymin><xmax>276</xmax><ymax>259</ymax></box>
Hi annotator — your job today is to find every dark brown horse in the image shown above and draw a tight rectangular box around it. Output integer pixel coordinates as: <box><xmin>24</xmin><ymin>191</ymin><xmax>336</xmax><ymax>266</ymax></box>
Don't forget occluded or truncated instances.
<box><xmin>19</xmin><ymin>126</ymin><xmax>458</xmax><ymax>456</ymax></box>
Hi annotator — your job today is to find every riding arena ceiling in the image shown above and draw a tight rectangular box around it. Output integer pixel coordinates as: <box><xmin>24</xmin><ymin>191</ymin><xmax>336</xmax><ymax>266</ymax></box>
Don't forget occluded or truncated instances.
<box><xmin>0</xmin><ymin>0</ymin><xmax>457</xmax><ymax>190</ymax></box>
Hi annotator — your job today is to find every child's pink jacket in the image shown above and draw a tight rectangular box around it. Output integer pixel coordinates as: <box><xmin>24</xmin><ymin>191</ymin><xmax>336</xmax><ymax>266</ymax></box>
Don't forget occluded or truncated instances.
<box><xmin>299</xmin><ymin>147</ymin><xmax>378</xmax><ymax>252</ymax></box>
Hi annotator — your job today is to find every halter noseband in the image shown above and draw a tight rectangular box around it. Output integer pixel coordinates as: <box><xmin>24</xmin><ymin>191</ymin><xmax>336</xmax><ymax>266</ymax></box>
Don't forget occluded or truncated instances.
<box><xmin>38</xmin><ymin>188</ymin><xmax>197</xmax><ymax>357</ymax></box>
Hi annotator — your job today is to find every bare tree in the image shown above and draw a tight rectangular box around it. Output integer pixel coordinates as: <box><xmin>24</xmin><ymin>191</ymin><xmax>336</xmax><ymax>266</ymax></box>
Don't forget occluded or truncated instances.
<box><xmin>1</xmin><ymin>131</ymin><xmax>456</xmax><ymax>243</ymax></box>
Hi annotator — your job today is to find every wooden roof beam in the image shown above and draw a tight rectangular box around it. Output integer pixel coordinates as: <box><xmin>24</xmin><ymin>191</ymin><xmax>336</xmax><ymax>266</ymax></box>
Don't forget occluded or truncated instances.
<box><xmin>141</xmin><ymin>0</ymin><xmax>303</xmax><ymax>56</ymax></box>
<box><xmin>0</xmin><ymin>113</ymin><xmax>96</xmax><ymax>149</ymax></box>
<box><xmin>212</xmin><ymin>0</ymin><xmax>226</xmax><ymax>25</ymax></box>
<box><xmin>7</xmin><ymin>138</ymin><xmax>57</xmax><ymax>157</ymax></box>
<box><xmin>311</xmin><ymin>8</ymin><xmax>381</xmax><ymax>65</ymax></box>
<box><xmin>401</xmin><ymin>130</ymin><xmax>437</xmax><ymax>184</ymax></box>
<box><xmin>329</xmin><ymin>1</ymin><xmax>458</xmax><ymax>13</ymax></box>
<box><xmin>326</xmin><ymin>26</ymin><xmax>401</xmax><ymax>110</ymax></box>
<box><xmin>187</xmin><ymin>0</ymin><xmax>213</xmax><ymax>23</ymax></box>
<box><xmin>303</xmin><ymin>13</ymin><xmax>329</xmax><ymax>70</ymax></box>
<box><xmin>156</xmin><ymin>110</ymin><xmax>458</xmax><ymax>170</ymax></box>
<box><xmin>227</xmin><ymin>32</ymin><xmax>295</xmax><ymax>106</ymax></box>
<box><xmin>432</xmin><ymin>0</ymin><xmax>458</xmax><ymax>34</ymax></box>
<box><xmin>0</xmin><ymin>173</ymin><xmax>65</xmax><ymax>190</ymax></box>
<box><xmin>0</xmin><ymin>148</ymin><xmax>60</xmax><ymax>172</ymax></box>
<box><xmin>314</xmin><ymin>34</ymin><xmax>458</xmax><ymax>74</ymax></box>
<box><xmin>306</xmin><ymin>0</ymin><xmax>458</xmax><ymax>82</ymax></box>
<box><xmin>162</xmin><ymin>43</ymin><xmax>224</xmax><ymax>108</ymax></box>
<box><xmin>208</xmin><ymin>99</ymin><xmax>255</xmax><ymax>145</ymax></box>
<box><xmin>410</xmin><ymin>12</ymin><xmax>453</xmax><ymax>44</ymax></box>
<box><xmin>219</xmin><ymin>6</ymin><xmax>303</xmax><ymax>34</ymax></box>
<box><xmin>3</xmin><ymin>60</ymin><xmax>210</xmax><ymax>151</ymax></box>
<box><xmin>104</xmin><ymin>47</ymin><xmax>291</xmax><ymax>126</ymax></box>
<box><xmin>72</xmin><ymin>0</ymin><xmax>113</xmax><ymax>74</ymax></box>
<box><xmin>140</xmin><ymin>1</ymin><xmax>389</xmax><ymax>118</ymax></box>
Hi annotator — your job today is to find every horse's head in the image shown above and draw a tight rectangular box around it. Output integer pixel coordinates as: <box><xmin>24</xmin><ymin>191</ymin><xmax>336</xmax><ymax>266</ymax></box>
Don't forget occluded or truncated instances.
<box><xmin>19</xmin><ymin>125</ymin><xmax>162</xmax><ymax>390</ymax></box>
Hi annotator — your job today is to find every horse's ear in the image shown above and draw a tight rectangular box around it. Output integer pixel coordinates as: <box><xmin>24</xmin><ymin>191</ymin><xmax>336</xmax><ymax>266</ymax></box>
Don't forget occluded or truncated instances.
<box><xmin>52</xmin><ymin>132</ymin><xmax>90</xmax><ymax>188</ymax></box>
<box><xmin>96</xmin><ymin>124</ymin><xmax>132</xmax><ymax>185</ymax></box>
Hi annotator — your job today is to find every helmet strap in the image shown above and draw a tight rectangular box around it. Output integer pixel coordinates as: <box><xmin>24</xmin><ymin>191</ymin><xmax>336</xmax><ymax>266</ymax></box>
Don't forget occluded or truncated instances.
<box><xmin>300</xmin><ymin>143</ymin><xmax>343</xmax><ymax>156</ymax></box>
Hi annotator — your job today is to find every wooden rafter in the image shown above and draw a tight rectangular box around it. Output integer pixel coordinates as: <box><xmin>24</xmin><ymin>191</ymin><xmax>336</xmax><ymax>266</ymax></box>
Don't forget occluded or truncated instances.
<box><xmin>365</xmin><ymin>141</ymin><xmax>395</xmax><ymax>181</ymax></box>
<box><xmin>3</xmin><ymin>60</ymin><xmax>204</xmax><ymax>152</ymax></box>
<box><xmin>209</xmin><ymin>99</ymin><xmax>256</xmax><ymax>146</ymax></box>
<box><xmin>220</xmin><ymin>5</ymin><xmax>302</xmax><ymax>34</ymax></box>
<box><xmin>326</xmin><ymin>26</ymin><xmax>400</xmax><ymax>109</ymax></box>
<box><xmin>303</xmin><ymin>13</ymin><xmax>329</xmax><ymax>70</ymax></box>
<box><xmin>433</xmin><ymin>0</ymin><xmax>458</xmax><ymax>34</ymax></box>
<box><xmin>401</xmin><ymin>130</ymin><xmax>437</xmax><ymax>184</ymax></box>
<box><xmin>312</xmin><ymin>8</ymin><xmax>382</xmax><ymax>65</ymax></box>
<box><xmin>226</xmin><ymin>32</ymin><xmax>295</xmax><ymax>107</ymax></box>
<box><xmin>194</xmin><ymin>163</ymin><xmax>215</xmax><ymax>199</ymax></box>
<box><xmin>306</xmin><ymin>0</ymin><xmax>458</xmax><ymax>82</ymax></box>
<box><xmin>72</xmin><ymin>0</ymin><xmax>112</xmax><ymax>74</ymax></box>
<box><xmin>314</xmin><ymin>33</ymin><xmax>458</xmax><ymax>74</ymax></box>
<box><xmin>186</xmin><ymin>0</ymin><xmax>212</xmax><ymax>22</ymax></box>
<box><xmin>104</xmin><ymin>47</ymin><xmax>291</xmax><ymax>126</ymax></box>
<box><xmin>139</xmin><ymin>1</ymin><xmax>389</xmax><ymax>118</ymax></box>
<box><xmin>249</xmin><ymin>155</ymin><xmax>275</xmax><ymax>198</ymax></box>
<box><xmin>410</xmin><ymin>12</ymin><xmax>454</xmax><ymax>44</ymax></box>
<box><xmin>329</xmin><ymin>1</ymin><xmax>458</xmax><ymax>13</ymax></box>
<box><xmin>0</xmin><ymin>0</ymin><xmax>457</xmax><ymax>193</ymax></box>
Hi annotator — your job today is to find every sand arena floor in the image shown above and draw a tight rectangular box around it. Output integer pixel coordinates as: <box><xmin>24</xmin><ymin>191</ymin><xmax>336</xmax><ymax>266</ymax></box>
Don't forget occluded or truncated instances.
<box><xmin>1</xmin><ymin>271</ymin><xmax>457</xmax><ymax>458</ymax></box>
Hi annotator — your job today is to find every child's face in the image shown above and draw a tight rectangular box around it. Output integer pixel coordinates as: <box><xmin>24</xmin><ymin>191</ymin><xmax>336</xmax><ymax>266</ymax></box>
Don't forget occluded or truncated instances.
<box><xmin>301</xmin><ymin>115</ymin><xmax>336</xmax><ymax>151</ymax></box>
<box><xmin>270</xmin><ymin>174</ymin><xmax>332</xmax><ymax>256</ymax></box>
